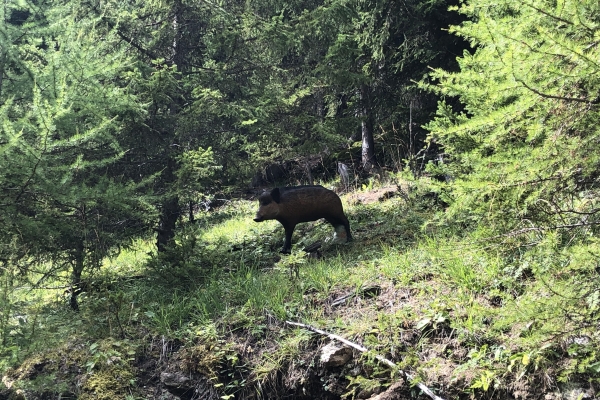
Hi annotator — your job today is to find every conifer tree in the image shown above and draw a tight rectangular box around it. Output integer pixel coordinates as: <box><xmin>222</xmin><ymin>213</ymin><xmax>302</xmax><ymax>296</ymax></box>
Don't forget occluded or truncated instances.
<box><xmin>425</xmin><ymin>0</ymin><xmax>600</xmax><ymax>235</ymax></box>
<box><xmin>81</xmin><ymin>0</ymin><xmax>223</xmax><ymax>251</ymax></box>
<box><xmin>0</xmin><ymin>1</ymin><xmax>154</xmax><ymax>309</ymax></box>
<box><xmin>271</xmin><ymin>0</ymin><xmax>466</xmax><ymax>174</ymax></box>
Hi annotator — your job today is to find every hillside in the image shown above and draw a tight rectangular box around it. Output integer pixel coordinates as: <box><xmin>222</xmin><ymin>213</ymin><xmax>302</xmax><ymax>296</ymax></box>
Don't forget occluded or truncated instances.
<box><xmin>2</xmin><ymin>0</ymin><xmax>599</xmax><ymax>398</ymax></box>
<box><xmin>2</xmin><ymin>182</ymin><xmax>598</xmax><ymax>400</ymax></box>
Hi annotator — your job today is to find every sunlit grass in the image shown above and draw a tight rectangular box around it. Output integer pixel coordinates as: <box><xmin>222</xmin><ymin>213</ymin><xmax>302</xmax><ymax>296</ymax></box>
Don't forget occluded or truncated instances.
<box><xmin>102</xmin><ymin>237</ymin><xmax>154</xmax><ymax>276</ymax></box>
<box><xmin>6</xmin><ymin>182</ymin><xmax>600</xmax><ymax>398</ymax></box>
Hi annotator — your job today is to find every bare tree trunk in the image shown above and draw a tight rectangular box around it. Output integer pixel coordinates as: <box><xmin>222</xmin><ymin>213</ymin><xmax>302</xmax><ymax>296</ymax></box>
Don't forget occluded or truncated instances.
<box><xmin>70</xmin><ymin>240</ymin><xmax>85</xmax><ymax>311</ymax></box>
<box><xmin>156</xmin><ymin>154</ymin><xmax>181</xmax><ymax>253</ymax></box>
<box><xmin>157</xmin><ymin>197</ymin><xmax>180</xmax><ymax>252</ymax></box>
<box><xmin>1</xmin><ymin>262</ymin><xmax>14</xmax><ymax>345</ymax></box>
<box><xmin>360</xmin><ymin>84</ymin><xmax>377</xmax><ymax>172</ymax></box>
<box><xmin>338</xmin><ymin>162</ymin><xmax>349</xmax><ymax>191</ymax></box>
<box><xmin>315</xmin><ymin>86</ymin><xmax>325</xmax><ymax>121</ymax></box>
<box><xmin>189</xmin><ymin>200</ymin><xmax>195</xmax><ymax>223</ymax></box>
<box><xmin>156</xmin><ymin>0</ymin><xmax>184</xmax><ymax>252</ymax></box>
<box><xmin>0</xmin><ymin>52</ymin><xmax>5</xmax><ymax>99</ymax></box>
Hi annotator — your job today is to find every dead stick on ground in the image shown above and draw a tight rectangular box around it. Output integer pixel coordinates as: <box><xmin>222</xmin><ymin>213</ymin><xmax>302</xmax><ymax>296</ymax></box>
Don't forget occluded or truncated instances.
<box><xmin>285</xmin><ymin>320</ymin><xmax>446</xmax><ymax>400</ymax></box>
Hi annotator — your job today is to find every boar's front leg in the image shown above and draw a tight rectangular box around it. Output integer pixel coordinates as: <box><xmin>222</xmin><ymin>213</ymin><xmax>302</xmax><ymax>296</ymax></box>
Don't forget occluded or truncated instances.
<box><xmin>280</xmin><ymin>221</ymin><xmax>296</xmax><ymax>254</ymax></box>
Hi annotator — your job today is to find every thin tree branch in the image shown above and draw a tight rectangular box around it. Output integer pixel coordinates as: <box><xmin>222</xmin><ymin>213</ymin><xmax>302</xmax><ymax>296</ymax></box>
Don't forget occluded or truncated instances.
<box><xmin>476</xmin><ymin>221</ymin><xmax>600</xmax><ymax>243</ymax></box>
<box><xmin>556</xmin><ymin>208</ymin><xmax>600</xmax><ymax>216</ymax></box>
<box><xmin>522</xmin><ymin>1</ymin><xmax>573</xmax><ymax>27</ymax></box>
<box><xmin>285</xmin><ymin>320</ymin><xmax>446</xmax><ymax>400</ymax></box>
<box><xmin>83</xmin><ymin>1</ymin><xmax>158</xmax><ymax>61</ymax></box>
<box><xmin>516</xmin><ymin>79</ymin><xmax>600</xmax><ymax>105</ymax></box>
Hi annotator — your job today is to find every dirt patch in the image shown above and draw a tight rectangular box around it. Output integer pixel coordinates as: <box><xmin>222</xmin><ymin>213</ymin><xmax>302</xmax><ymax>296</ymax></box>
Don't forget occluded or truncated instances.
<box><xmin>346</xmin><ymin>186</ymin><xmax>400</xmax><ymax>205</ymax></box>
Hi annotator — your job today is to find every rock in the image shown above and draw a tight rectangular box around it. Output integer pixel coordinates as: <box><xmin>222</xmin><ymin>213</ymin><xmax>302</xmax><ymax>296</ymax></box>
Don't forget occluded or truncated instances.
<box><xmin>1</xmin><ymin>375</ymin><xmax>15</xmax><ymax>389</ymax></box>
<box><xmin>561</xmin><ymin>385</ymin><xmax>594</xmax><ymax>400</ymax></box>
<box><xmin>160</xmin><ymin>372</ymin><xmax>191</xmax><ymax>387</ymax></box>
<box><xmin>367</xmin><ymin>381</ymin><xmax>406</xmax><ymax>400</ymax></box>
<box><xmin>320</xmin><ymin>342</ymin><xmax>353</xmax><ymax>367</ymax></box>
<box><xmin>158</xmin><ymin>389</ymin><xmax>181</xmax><ymax>400</ymax></box>
<box><xmin>159</xmin><ymin>371</ymin><xmax>220</xmax><ymax>400</ymax></box>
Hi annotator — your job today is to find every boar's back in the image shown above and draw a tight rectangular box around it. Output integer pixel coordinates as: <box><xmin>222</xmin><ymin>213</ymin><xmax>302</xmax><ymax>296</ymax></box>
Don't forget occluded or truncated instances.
<box><xmin>277</xmin><ymin>185</ymin><xmax>344</xmax><ymax>223</ymax></box>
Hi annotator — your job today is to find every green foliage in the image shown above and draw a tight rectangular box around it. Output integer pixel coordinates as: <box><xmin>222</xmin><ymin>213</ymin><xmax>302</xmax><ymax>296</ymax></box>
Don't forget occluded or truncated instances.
<box><xmin>421</xmin><ymin>6</ymin><xmax>600</xmax><ymax>392</ymax></box>
<box><xmin>2</xmin><ymin>186</ymin><xmax>600</xmax><ymax>398</ymax></box>
<box><xmin>425</xmin><ymin>0</ymin><xmax>600</xmax><ymax>235</ymax></box>
<box><xmin>176</xmin><ymin>147</ymin><xmax>221</xmax><ymax>195</ymax></box>
<box><xmin>5</xmin><ymin>0</ymin><xmax>600</xmax><ymax>397</ymax></box>
<box><xmin>0</xmin><ymin>0</ymin><xmax>156</xmax><ymax>325</ymax></box>
<box><xmin>80</xmin><ymin>340</ymin><xmax>139</xmax><ymax>400</ymax></box>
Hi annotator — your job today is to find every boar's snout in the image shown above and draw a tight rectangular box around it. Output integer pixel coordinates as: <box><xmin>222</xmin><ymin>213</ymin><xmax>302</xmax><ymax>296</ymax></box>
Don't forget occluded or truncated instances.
<box><xmin>253</xmin><ymin>214</ymin><xmax>264</xmax><ymax>222</ymax></box>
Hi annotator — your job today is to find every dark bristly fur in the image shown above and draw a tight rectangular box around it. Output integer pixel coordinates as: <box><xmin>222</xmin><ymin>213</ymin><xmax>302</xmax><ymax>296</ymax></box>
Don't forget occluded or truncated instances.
<box><xmin>254</xmin><ymin>185</ymin><xmax>352</xmax><ymax>254</ymax></box>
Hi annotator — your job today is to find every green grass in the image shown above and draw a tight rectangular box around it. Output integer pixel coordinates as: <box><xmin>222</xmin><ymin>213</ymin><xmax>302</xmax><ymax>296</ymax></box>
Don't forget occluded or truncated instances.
<box><xmin>3</xmin><ymin>184</ymin><xmax>600</xmax><ymax>399</ymax></box>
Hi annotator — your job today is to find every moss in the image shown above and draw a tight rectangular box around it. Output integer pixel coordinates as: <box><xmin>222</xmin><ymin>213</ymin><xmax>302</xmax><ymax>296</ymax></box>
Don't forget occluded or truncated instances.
<box><xmin>80</xmin><ymin>369</ymin><xmax>136</xmax><ymax>400</ymax></box>
<box><xmin>78</xmin><ymin>339</ymin><xmax>141</xmax><ymax>399</ymax></box>
<box><xmin>8</xmin><ymin>356</ymin><xmax>49</xmax><ymax>381</ymax></box>
<box><xmin>3</xmin><ymin>356</ymin><xmax>72</xmax><ymax>399</ymax></box>
<box><xmin>4</xmin><ymin>339</ymin><xmax>142</xmax><ymax>400</ymax></box>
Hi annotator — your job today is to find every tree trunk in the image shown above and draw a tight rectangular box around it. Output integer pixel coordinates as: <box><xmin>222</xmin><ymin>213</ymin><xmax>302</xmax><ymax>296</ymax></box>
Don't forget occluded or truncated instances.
<box><xmin>1</xmin><ymin>263</ymin><xmax>14</xmax><ymax>345</ymax></box>
<box><xmin>157</xmin><ymin>154</ymin><xmax>180</xmax><ymax>252</ymax></box>
<box><xmin>360</xmin><ymin>84</ymin><xmax>377</xmax><ymax>172</ymax></box>
<box><xmin>157</xmin><ymin>196</ymin><xmax>180</xmax><ymax>252</ymax></box>
<box><xmin>156</xmin><ymin>0</ymin><xmax>184</xmax><ymax>253</ymax></box>
<box><xmin>0</xmin><ymin>52</ymin><xmax>5</xmax><ymax>98</ymax></box>
<box><xmin>70</xmin><ymin>239</ymin><xmax>85</xmax><ymax>311</ymax></box>
<box><xmin>189</xmin><ymin>200</ymin><xmax>195</xmax><ymax>223</ymax></box>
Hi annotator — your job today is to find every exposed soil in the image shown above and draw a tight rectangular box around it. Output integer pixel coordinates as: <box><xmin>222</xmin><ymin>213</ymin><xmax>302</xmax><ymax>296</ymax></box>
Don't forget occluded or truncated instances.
<box><xmin>346</xmin><ymin>186</ymin><xmax>400</xmax><ymax>205</ymax></box>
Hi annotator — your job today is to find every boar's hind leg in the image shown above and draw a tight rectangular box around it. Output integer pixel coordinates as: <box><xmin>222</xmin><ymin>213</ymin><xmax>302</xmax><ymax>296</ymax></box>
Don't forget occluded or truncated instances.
<box><xmin>343</xmin><ymin>217</ymin><xmax>352</xmax><ymax>241</ymax></box>
<box><xmin>280</xmin><ymin>222</ymin><xmax>296</xmax><ymax>254</ymax></box>
<box><xmin>326</xmin><ymin>217</ymin><xmax>352</xmax><ymax>242</ymax></box>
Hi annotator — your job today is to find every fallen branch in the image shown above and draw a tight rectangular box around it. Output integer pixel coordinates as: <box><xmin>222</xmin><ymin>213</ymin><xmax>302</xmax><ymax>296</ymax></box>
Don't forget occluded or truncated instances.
<box><xmin>285</xmin><ymin>320</ymin><xmax>446</xmax><ymax>400</ymax></box>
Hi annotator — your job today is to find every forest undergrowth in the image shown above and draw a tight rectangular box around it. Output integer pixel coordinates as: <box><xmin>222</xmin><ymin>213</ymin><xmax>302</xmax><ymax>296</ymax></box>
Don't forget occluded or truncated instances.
<box><xmin>2</xmin><ymin>179</ymin><xmax>600</xmax><ymax>400</ymax></box>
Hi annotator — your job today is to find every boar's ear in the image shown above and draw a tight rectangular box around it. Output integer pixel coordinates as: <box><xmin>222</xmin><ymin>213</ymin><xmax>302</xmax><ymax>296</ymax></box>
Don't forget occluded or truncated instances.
<box><xmin>270</xmin><ymin>187</ymin><xmax>281</xmax><ymax>203</ymax></box>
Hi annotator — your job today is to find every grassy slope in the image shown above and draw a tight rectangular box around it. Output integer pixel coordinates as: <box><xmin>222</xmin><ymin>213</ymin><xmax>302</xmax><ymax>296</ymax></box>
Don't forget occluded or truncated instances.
<box><xmin>1</xmin><ymin>182</ymin><xmax>599</xmax><ymax>399</ymax></box>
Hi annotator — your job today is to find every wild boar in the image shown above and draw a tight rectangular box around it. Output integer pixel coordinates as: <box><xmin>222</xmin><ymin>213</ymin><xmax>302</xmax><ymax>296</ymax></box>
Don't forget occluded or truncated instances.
<box><xmin>253</xmin><ymin>185</ymin><xmax>352</xmax><ymax>254</ymax></box>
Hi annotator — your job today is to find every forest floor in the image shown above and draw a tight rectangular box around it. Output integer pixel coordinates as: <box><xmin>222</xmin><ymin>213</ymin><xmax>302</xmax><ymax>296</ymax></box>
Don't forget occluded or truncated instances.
<box><xmin>1</xmin><ymin>181</ymin><xmax>598</xmax><ymax>400</ymax></box>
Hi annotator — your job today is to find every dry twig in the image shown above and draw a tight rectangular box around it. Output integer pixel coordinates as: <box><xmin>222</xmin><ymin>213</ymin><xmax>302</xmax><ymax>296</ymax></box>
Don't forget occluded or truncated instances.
<box><xmin>285</xmin><ymin>320</ymin><xmax>446</xmax><ymax>400</ymax></box>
